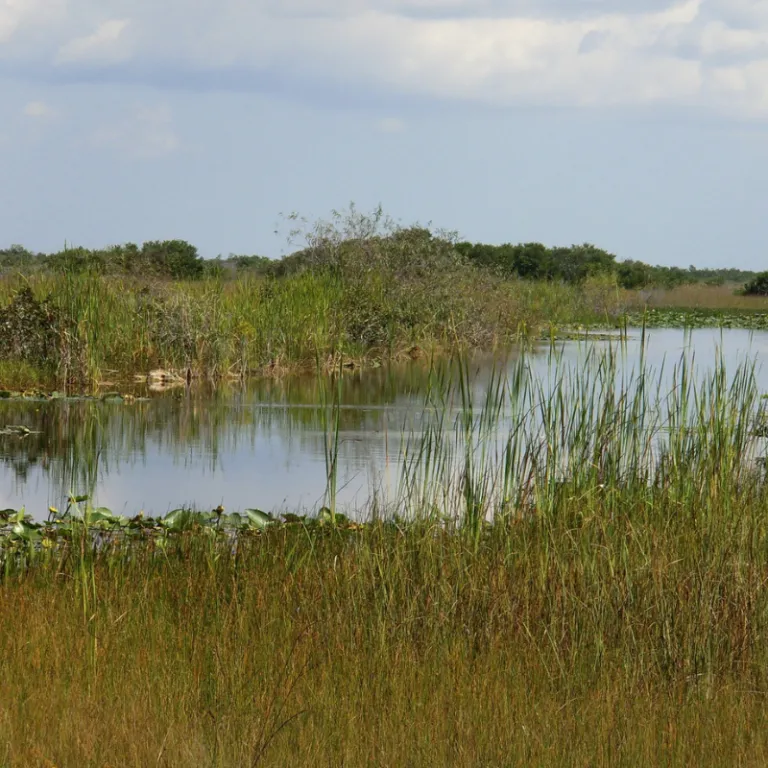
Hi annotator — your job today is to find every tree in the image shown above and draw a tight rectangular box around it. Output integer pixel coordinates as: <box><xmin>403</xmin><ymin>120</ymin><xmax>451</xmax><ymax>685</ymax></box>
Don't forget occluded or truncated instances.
<box><xmin>744</xmin><ymin>272</ymin><xmax>768</xmax><ymax>296</ymax></box>
<box><xmin>548</xmin><ymin>244</ymin><xmax>616</xmax><ymax>283</ymax></box>
<box><xmin>140</xmin><ymin>240</ymin><xmax>203</xmax><ymax>279</ymax></box>
<box><xmin>511</xmin><ymin>243</ymin><xmax>550</xmax><ymax>280</ymax></box>
<box><xmin>617</xmin><ymin>260</ymin><xmax>653</xmax><ymax>290</ymax></box>
<box><xmin>46</xmin><ymin>246</ymin><xmax>107</xmax><ymax>274</ymax></box>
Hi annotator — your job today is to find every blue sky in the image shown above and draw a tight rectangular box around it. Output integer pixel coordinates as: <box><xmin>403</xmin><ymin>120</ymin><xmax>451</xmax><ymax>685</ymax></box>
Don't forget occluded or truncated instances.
<box><xmin>0</xmin><ymin>0</ymin><xmax>767</xmax><ymax>267</ymax></box>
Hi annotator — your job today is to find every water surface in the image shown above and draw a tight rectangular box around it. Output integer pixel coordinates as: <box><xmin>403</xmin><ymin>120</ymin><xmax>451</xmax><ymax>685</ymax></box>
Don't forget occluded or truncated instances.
<box><xmin>2</xmin><ymin>328</ymin><xmax>767</xmax><ymax>517</ymax></box>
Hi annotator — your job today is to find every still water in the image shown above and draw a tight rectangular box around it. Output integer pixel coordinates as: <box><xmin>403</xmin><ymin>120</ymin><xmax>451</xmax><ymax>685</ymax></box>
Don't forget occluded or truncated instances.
<box><xmin>2</xmin><ymin>328</ymin><xmax>768</xmax><ymax>517</ymax></box>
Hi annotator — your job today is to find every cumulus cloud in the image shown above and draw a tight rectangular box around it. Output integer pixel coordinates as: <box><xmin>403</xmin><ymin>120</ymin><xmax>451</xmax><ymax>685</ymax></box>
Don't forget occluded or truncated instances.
<box><xmin>1</xmin><ymin>0</ymin><xmax>768</xmax><ymax>116</ymax></box>
<box><xmin>57</xmin><ymin>19</ymin><xmax>132</xmax><ymax>64</ymax></box>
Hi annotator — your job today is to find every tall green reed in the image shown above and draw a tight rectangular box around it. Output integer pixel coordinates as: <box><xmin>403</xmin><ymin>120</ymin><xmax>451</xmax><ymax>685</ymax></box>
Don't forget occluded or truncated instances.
<box><xmin>318</xmin><ymin>363</ymin><xmax>343</xmax><ymax>523</ymax></box>
<box><xmin>394</xmin><ymin>335</ymin><xmax>765</xmax><ymax>532</ymax></box>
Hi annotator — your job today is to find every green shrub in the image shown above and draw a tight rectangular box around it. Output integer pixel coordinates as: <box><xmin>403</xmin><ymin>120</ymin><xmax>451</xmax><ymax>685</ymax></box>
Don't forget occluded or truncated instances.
<box><xmin>0</xmin><ymin>286</ymin><xmax>59</xmax><ymax>365</ymax></box>
<box><xmin>743</xmin><ymin>271</ymin><xmax>768</xmax><ymax>296</ymax></box>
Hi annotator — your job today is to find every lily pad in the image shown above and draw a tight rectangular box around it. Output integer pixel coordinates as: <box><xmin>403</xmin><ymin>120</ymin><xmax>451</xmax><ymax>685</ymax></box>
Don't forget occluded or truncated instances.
<box><xmin>245</xmin><ymin>509</ymin><xmax>275</xmax><ymax>529</ymax></box>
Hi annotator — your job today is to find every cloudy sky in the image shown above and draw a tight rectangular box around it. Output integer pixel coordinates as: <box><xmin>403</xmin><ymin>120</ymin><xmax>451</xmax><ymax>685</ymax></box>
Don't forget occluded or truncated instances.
<box><xmin>1</xmin><ymin>0</ymin><xmax>767</xmax><ymax>266</ymax></box>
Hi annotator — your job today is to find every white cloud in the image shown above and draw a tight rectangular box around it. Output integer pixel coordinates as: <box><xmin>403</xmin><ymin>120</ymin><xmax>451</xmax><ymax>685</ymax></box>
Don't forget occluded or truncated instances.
<box><xmin>0</xmin><ymin>0</ymin><xmax>66</xmax><ymax>44</ymax></box>
<box><xmin>93</xmin><ymin>104</ymin><xmax>180</xmax><ymax>158</ymax></box>
<box><xmin>56</xmin><ymin>19</ymin><xmax>131</xmax><ymax>64</ymax></box>
<box><xmin>1</xmin><ymin>0</ymin><xmax>768</xmax><ymax>116</ymax></box>
<box><xmin>22</xmin><ymin>100</ymin><xmax>56</xmax><ymax>118</ymax></box>
<box><xmin>705</xmin><ymin>0</ymin><xmax>768</xmax><ymax>27</ymax></box>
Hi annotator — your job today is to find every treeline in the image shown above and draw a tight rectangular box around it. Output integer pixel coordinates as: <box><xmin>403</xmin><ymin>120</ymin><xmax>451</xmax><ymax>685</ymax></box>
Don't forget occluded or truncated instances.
<box><xmin>0</xmin><ymin>236</ymin><xmax>760</xmax><ymax>289</ymax></box>
<box><xmin>454</xmin><ymin>241</ymin><xmax>759</xmax><ymax>290</ymax></box>
<box><xmin>0</xmin><ymin>242</ymin><xmax>209</xmax><ymax>280</ymax></box>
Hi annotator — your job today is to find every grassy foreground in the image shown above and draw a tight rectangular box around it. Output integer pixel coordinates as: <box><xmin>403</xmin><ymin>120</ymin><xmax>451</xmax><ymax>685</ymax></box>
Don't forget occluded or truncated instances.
<box><xmin>4</xmin><ymin>349</ymin><xmax>768</xmax><ymax>765</ymax></box>
<box><xmin>5</xmin><ymin>512</ymin><xmax>768</xmax><ymax>768</ymax></box>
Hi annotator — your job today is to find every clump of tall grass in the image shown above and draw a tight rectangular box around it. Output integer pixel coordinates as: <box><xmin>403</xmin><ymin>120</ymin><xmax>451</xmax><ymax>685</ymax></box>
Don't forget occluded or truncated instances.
<box><xmin>395</xmin><ymin>338</ymin><xmax>763</xmax><ymax>532</ymax></box>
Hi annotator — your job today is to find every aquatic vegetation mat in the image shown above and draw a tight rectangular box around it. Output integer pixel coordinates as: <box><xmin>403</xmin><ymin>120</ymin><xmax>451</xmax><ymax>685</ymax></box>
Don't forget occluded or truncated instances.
<box><xmin>625</xmin><ymin>307</ymin><xmax>768</xmax><ymax>329</ymax></box>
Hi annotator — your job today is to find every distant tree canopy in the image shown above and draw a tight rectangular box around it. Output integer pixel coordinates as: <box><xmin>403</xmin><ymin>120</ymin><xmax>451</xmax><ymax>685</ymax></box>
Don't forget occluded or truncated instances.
<box><xmin>228</xmin><ymin>254</ymin><xmax>273</xmax><ymax>273</ymax></box>
<box><xmin>455</xmin><ymin>241</ymin><xmax>759</xmax><ymax>290</ymax></box>
<box><xmin>615</xmin><ymin>261</ymin><xmax>694</xmax><ymax>290</ymax></box>
<box><xmin>455</xmin><ymin>241</ymin><xmax>699</xmax><ymax>289</ymax></box>
<box><xmin>455</xmin><ymin>242</ymin><xmax>618</xmax><ymax>284</ymax></box>
<box><xmin>0</xmin><ymin>241</ymin><xmax>278</xmax><ymax>280</ymax></box>
<box><xmin>0</xmin><ymin>245</ymin><xmax>45</xmax><ymax>271</ymax></box>
<box><xmin>52</xmin><ymin>240</ymin><xmax>205</xmax><ymax>280</ymax></box>
<box><xmin>0</xmin><ymin>232</ymin><xmax>761</xmax><ymax>289</ymax></box>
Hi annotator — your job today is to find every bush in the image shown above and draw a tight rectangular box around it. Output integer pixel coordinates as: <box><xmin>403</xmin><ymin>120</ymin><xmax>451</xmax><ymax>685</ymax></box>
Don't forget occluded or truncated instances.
<box><xmin>0</xmin><ymin>245</ymin><xmax>43</xmax><ymax>273</ymax></box>
<box><xmin>139</xmin><ymin>240</ymin><xmax>203</xmax><ymax>280</ymax></box>
<box><xmin>0</xmin><ymin>287</ymin><xmax>59</xmax><ymax>365</ymax></box>
<box><xmin>743</xmin><ymin>272</ymin><xmax>768</xmax><ymax>296</ymax></box>
<box><xmin>617</xmin><ymin>260</ymin><xmax>652</xmax><ymax>290</ymax></box>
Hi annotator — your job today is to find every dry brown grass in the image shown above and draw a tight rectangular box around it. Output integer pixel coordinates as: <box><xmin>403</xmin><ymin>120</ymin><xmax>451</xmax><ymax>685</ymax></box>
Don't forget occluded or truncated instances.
<box><xmin>624</xmin><ymin>283</ymin><xmax>768</xmax><ymax>311</ymax></box>
<box><xmin>4</xmin><ymin>514</ymin><xmax>768</xmax><ymax>768</ymax></box>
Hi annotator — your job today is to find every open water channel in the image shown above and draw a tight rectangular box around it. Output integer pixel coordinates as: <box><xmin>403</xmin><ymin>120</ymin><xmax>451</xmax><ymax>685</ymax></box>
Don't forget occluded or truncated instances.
<box><xmin>2</xmin><ymin>328</ymin><xmax>768</xmax><ymax>518</ymax></box>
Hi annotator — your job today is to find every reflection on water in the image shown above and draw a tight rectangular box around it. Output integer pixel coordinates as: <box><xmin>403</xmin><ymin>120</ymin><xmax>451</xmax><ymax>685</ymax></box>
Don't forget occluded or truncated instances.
<box><xmin>1</xmin><ymin>328</ymin><xmax>767</xmax><ymax>517</ymax></box>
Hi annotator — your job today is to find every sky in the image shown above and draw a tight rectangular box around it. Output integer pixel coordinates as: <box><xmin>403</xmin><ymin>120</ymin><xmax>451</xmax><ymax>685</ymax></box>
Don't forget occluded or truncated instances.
<box><xmin>0</xmin><ymin>0</ymin><xmax>767</xmax><ymax>267</ymax></box>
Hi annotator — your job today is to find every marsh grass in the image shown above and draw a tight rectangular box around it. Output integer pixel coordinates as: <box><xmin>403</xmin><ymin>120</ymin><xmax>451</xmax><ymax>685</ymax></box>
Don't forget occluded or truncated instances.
<box><xmin>4</xmin><ymin>260</ymin><xmax>764</xmax><ymax>394</ymax></box>
<box><xmin>2</xmin><ymin>207</ymin><xmax>766</xmax><ymax>394</ymax></box>
<box><xmin>0</xmin><ymin>255</ymin><xmax>629</xmax><ymax>392</ymax></box>
<box><xmin>0</xmin><ymin>361</ymin><xmax>47</xmax><ymax>391</ymax></box>
<box><xmin>628</xmin><ymin>283</ymin><xmax>768</xmax><ymax>311</ymax></box>
<box><xmin>8</xmin><ymin>515</ymin><xmax>768</xmax><ymax>767</ymax></box>
<box><xmin>4</xmin><ymin>345</ymin><xmax>768</xmax><ymax>765</ymax></box>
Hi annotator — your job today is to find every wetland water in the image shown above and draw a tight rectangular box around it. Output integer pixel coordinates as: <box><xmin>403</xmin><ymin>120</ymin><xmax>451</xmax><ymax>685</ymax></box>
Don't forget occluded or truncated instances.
<box><xmin>2</xmin><ymin>328</ymin><xmax>768</xmax><ymax>517</ymax></box>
